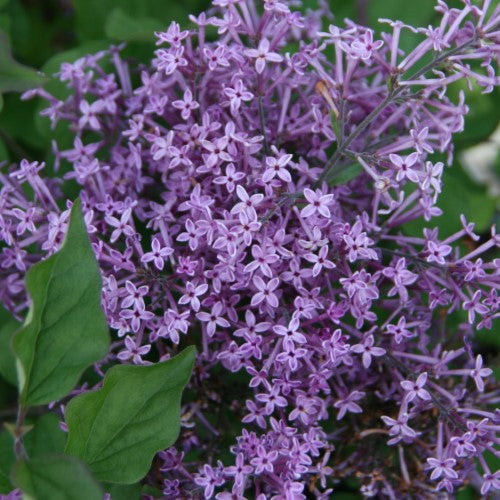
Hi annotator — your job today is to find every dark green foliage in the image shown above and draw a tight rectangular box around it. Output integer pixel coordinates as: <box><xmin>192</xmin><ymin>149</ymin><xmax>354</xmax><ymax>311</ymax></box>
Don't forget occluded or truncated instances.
<box><xmin>13</xmin><ymin>454</ymin><xmax>104</xmax><ymax>500</ymax></box>
<box><xmin>65</xmin><ymin>346</ymin><xmax>196</xmax><ymax>484</ymax></box>
<box><xmin>13</xmin><ymin>198</ymin><xmax>110</xmax><ymax>407</ymax></box>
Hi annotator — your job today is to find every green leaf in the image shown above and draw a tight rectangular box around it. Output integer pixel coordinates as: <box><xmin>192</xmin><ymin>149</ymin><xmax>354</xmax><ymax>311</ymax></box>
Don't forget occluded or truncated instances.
<box><xmin>0</xmin><ymin>136</ymin><xmax>7</xmax><ymax>161</ymax></box>
<box><xmin>0</xmin><ymin>304</ymin><xmax>20</xmax><ymax>386</ymax></box>
<box><xmin>65</xmin><ymin>346</ymin><xmax>196</xmax><ymax>484</ymax></box>
<box><xmin>0</xmin><ymin>93</ymin><xmax>45</xmax><ymax>150</ymax></box>
<box><xmin>0</xmin><ymin>430</ymin><xmax>15</xmax><ymax>493</ymax></box>
<box><xmin>105</xmin><ymin>8</ymin><xmax>164</xmax><ymax>42</ymax></box>
<box><xmin>0</xmin><ymin>375</ymin><xmax>16</xmax><ymax>413</ymax></box>
<box><xmin>12</xmin><ymin>454</ymin><xmax>103</xmax><ymax>500</ymax></box>
<box><xmin>105</xmin><ymin>482</ymin><xmax>142</xmax><ymax>500</ymax></box>
<box><xmin>23</xmin><ymin>413</ymin><xmax>66</xmax><ymax>457</ymax></box>
<box><xmin>330</xmin><ymin>112</ymin><xmax>342</xmax><ymax>144</ymax></box>
<box><xmin>0</xmin><ymin>29</ymin><xmax>46</xmax><ymax>93</ymax></box>
<box><xmin>73</xmin><ymin>0</ymin><xmax>189</xmax><ymax>42</ymax></box>
<box><xmin>140</xmin><ymin>485</ymin><xmax>163</xmax><ymax>498</ymax></box>
<box><xmin>328</xmin><ymin>163</ymin><xmax>363</xmax><ymax>186</ymax></box>
<box><xmin>12</xmin><ymin>198</ymin><xmax>110</xmax><ymax>407</ymax></box>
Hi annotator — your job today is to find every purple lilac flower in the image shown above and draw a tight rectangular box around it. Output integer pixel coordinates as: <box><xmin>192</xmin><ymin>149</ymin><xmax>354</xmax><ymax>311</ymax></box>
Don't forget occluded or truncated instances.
<box><xmin>1</xmin><ymin>0</ymin><xmax>499</xmax><ymax>497</ymax></box>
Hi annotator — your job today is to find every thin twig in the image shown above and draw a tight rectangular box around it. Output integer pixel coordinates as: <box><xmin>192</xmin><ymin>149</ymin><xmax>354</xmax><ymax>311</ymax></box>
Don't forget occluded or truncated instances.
<box><xmin>14</xmin><ymin>406</ymin><xmax>27</xmax><ymax>460</ymax></box>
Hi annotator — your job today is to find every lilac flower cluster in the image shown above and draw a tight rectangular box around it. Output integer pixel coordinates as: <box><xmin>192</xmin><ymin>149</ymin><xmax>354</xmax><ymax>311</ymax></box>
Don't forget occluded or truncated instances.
<box><xmin>1</xmin><ymin>0</ymin><xmax>499</xmax><ymax>497</ymax></box>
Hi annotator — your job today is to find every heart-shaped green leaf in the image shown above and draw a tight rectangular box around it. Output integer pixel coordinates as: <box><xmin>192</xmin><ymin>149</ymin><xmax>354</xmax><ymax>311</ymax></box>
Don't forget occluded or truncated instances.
<box><xmin>12</xmin><ymin>454</ymin><xmax>103</xmax><ymax>500</ymax></box>
<box><xmin>13</xmin><ymin>198</ymin><xmax>110</xmax><ymax>407</ymax></box>
<box><xmin>65</xmin><ymin>346</ymin><xmax>196</xmax><ymax>484</ymax></box>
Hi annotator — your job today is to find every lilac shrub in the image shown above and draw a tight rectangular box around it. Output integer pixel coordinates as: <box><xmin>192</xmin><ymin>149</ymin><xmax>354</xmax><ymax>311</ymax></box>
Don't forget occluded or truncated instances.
<box><xmin>1</xmin><ymin>0</ymin><xmax>499</xmax><ymax>497</ymax></box>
